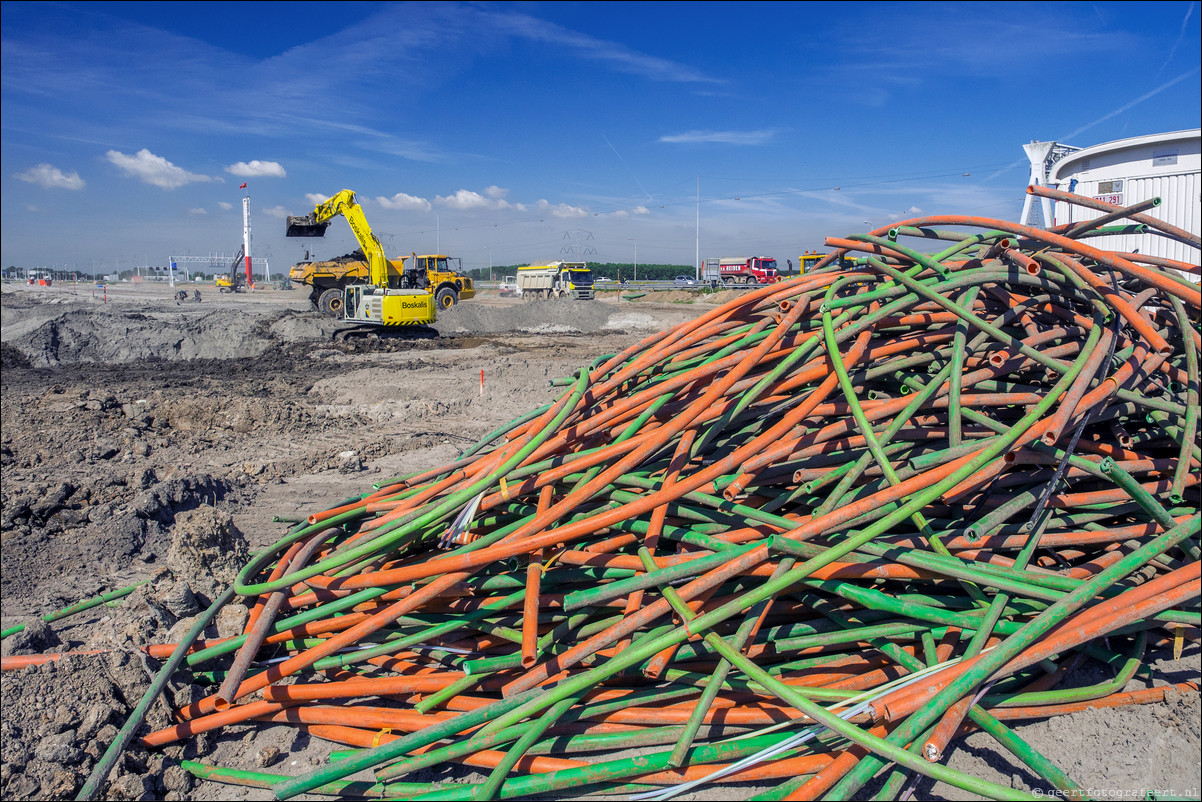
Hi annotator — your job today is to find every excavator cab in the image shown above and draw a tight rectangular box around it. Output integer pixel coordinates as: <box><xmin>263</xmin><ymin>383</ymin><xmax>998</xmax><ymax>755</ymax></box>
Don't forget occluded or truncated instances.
<box><xmin>343</xmin><ymin>284</ymin><xmax>435</xmax><ymax>326</ymax></box>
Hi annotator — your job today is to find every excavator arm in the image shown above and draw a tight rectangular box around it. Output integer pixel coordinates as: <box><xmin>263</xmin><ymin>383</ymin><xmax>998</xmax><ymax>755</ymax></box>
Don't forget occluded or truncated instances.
<box><xmin>285</xmin><ymin>190</ymin><xmax>389</xmax><ymax>288</ymax></box>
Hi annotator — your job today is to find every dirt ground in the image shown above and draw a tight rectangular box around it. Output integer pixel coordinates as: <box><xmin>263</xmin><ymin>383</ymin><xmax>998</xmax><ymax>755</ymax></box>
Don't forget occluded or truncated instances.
<box><xmin>1</xmin><ymin>279</ymin><xmax>1198</xmax><ymax>801</ymax></box>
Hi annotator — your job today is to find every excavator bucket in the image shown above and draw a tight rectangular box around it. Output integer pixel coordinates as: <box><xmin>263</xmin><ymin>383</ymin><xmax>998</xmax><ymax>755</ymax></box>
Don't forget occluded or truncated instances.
<box><xmin>285</xmin><ymin>215</ymin><xmax>330</xmax><ymax>238</ymax></box>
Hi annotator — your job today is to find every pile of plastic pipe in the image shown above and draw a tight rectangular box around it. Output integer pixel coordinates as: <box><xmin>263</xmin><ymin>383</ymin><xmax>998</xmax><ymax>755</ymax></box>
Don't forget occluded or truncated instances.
<box><xmin>66</xmin><ymin>187</ymin><xmax>1202</xmax><ymax>800</ymax></box>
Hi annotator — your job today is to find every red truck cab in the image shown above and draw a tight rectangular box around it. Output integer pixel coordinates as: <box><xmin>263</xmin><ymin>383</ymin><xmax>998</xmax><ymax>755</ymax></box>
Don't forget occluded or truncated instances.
<box><xmin>718</xmin><ymin>256</ymin><xmax>777</xmax><ymax>284</ymax></box>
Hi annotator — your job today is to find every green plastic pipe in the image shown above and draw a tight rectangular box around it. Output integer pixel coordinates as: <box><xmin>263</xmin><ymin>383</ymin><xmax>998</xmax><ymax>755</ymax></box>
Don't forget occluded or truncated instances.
<box><xmin>76</xmin><ymin>585</ymin><xmax>237</xmax><ymax>801</ymax></box>
<box><xmin>1</xmin><ymin>579</ymin><xmax>150</xmax><ymax>639</ymax></box>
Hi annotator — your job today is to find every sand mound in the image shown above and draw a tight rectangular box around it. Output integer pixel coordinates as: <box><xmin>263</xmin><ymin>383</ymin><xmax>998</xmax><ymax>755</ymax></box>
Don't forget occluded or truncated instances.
<box><xmin>166</xmin><ymin>507</ymin><xmax>250</xmax><ymax>598</ymax></box>
<box><xmin>0</xmin><ymin>305</ymin><xmax>285</xmax><ymax>367</ymax></box>
<box><xmin>0</xmin><ymin>293</ymin><xmax>668</xmax><ymax>366</ymax></box>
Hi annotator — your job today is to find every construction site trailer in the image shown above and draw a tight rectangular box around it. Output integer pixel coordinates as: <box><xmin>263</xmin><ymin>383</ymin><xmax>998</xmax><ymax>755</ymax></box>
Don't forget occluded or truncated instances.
<box><xmin>1024</xmin><ymin>129</ymin><xmax>1200</xmax><ymax>266</ymax></box>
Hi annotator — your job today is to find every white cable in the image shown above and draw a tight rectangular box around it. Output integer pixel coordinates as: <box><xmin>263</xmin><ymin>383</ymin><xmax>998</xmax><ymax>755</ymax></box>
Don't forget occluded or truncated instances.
<box><xmin>631</xmin><ymin>654</ymin><xmax>970</xmax><ymax>801</ymax></box>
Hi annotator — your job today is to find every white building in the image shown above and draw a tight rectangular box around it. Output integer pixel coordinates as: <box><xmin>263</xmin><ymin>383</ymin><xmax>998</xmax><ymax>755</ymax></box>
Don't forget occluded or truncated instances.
<box><xmin>1022</xmin><ymin>129</ymin><xmax>1200</xmax><ymax>265</ymax></box>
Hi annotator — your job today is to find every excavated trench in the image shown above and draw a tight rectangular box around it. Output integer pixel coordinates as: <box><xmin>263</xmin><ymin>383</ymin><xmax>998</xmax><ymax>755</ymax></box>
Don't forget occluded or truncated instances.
<box><xmin>1</xmin><ymin>290</ymin><xmax>684</xmax><ymax>800</ymax></box>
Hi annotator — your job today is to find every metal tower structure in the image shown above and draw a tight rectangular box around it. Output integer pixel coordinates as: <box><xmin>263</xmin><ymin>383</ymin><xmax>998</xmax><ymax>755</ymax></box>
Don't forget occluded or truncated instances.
<box><xmin>1020</xmin><ymin>140</ymin><xmax>1082</xmax><ymax>228</ymax></box>
<box><xmin>559</xmin><ymin>229</ymin><xmax>598</xmax><ymax>259</ymax></box>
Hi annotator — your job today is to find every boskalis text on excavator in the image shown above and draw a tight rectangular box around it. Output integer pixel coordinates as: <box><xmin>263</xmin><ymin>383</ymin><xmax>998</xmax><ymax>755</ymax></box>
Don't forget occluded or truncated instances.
<box><xmin>285</xmin><ymin>190</ymin><xmax>438</xmax><ymax>326</ymax></box>
<box><xmin>286</xmin><ymin>190</ymin><xmax>474</xmax><ymax>319</ymax></box>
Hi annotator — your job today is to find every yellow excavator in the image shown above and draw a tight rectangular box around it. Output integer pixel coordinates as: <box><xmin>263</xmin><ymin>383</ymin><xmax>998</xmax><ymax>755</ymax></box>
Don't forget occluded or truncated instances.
<box><xmin>215</xmin><ymin>246</ymin><xmax>251</xmax><ymax>293</ymax></box>
<box><xmin>285</xmin><ymin>190</ymin><xmax>436</xmax><ymax>326</ymax></box>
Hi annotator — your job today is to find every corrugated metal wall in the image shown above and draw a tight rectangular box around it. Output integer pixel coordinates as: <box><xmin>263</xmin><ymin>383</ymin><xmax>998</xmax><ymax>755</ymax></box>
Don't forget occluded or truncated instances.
<box><xmin>1059</xmin><ymin>171</ymin><xmax>1199</xmax><ymax>264</ymax></box>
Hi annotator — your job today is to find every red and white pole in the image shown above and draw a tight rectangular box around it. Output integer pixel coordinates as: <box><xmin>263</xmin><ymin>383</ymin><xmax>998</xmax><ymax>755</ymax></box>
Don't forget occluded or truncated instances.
<box><xmin>242</xmin><ymin>188</ymin><xmax>253</xmax><ymax>288</ymax></box>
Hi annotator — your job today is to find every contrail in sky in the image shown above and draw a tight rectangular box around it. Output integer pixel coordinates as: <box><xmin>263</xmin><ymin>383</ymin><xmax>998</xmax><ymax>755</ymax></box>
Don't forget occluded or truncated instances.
<box><xmin>602</xmin><ymin>133</ymin><xmax>653</xmax><ymax>200</ymax></box>
<box><xmin>1055</xmin><ymin>66</ymin><xmax>1200</xmax><ymax>143</ymax></box>
<box><xmin>986</xmin><ymin>66</ymin><xmax>1201</xmax><ymax>180</ymax></box>
<box><xmin>1155</xmin><ymin>2</ymin><xmax>1196</xmax><ymax>79</ymax></box>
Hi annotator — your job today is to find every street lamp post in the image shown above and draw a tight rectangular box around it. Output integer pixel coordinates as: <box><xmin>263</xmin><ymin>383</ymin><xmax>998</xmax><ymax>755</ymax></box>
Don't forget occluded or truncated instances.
<box><xmin>627</xmin><ymin>237</ymin><xmax>637</xmax><ymax>282</ymax></box>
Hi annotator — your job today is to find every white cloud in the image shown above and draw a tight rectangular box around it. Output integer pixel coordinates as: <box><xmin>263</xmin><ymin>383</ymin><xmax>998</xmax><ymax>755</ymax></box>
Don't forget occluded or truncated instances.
<box><xmin>658</xmin><ymin>129</ymin><xmax>781</xmax><ymax>146</ymax></box>
<box><xmin>536</xmin><ymin>199</ymin><xmax>588</xmax><ymax>218</ymax></box>
<box><xmin>305</xmin><ymin>193</ymin><xmax>331</xmax><ymax>205</ymax></box>
<box><xmin>188</xmin><ymin>208</ymin><xmax>208</xmax><ymax>215</ymax></box>
<box><xmin>436</xmin><ymin>188</ymin><xmax>525</xmax><ymax>212</ymax></box>
<box><xmin>437</xmin><ymin>189</ymin><xmax>493</xmax><ymax>210</ymax></box>
<box><xmin>15</xmin><ymin>163</ymin><xmax>85</xmax><ymax>190</ymax></box>
<box><xmin>376</xmin><ymin>192</ymin><xmax>432</xmax><ymax>212</ymax></box>
<box><xmin>609</xmin><ymin>205</ymin><xmax>649</xmax><ymax>220</ymax></box>
<box><xmin>262</xmin><ymin>205</ymin><xmax>291</xmax><ymax>219</ymax></box>
<box><xmin>105</xmin><ymin>149</ymin><xmax>213</xmax><ymax>189</ymax></box>
<box><xmin>217</xmin><ymin>201</ymin><xmax>234</xmax><ymax>211</ymax></box>
<box><xmin>225</xmin><ymin>160</ymin><xmax>287</xmax><ymax>178</ymax></box>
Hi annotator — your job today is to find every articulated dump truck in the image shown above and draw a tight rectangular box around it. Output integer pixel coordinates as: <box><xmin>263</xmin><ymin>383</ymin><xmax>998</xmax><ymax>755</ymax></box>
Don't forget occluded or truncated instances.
<box><xmin>288</xmin><ymin>252</ymin><xmax>475</xmax><ymax>317</ymax></box>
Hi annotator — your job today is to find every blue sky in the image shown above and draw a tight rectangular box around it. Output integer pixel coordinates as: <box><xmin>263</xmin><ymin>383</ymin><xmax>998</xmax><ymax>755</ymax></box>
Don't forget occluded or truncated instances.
<box><xmin>2</xmin><ymin>1</ymin><xmax>1199</xmax><ymax>275</ymax></box>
